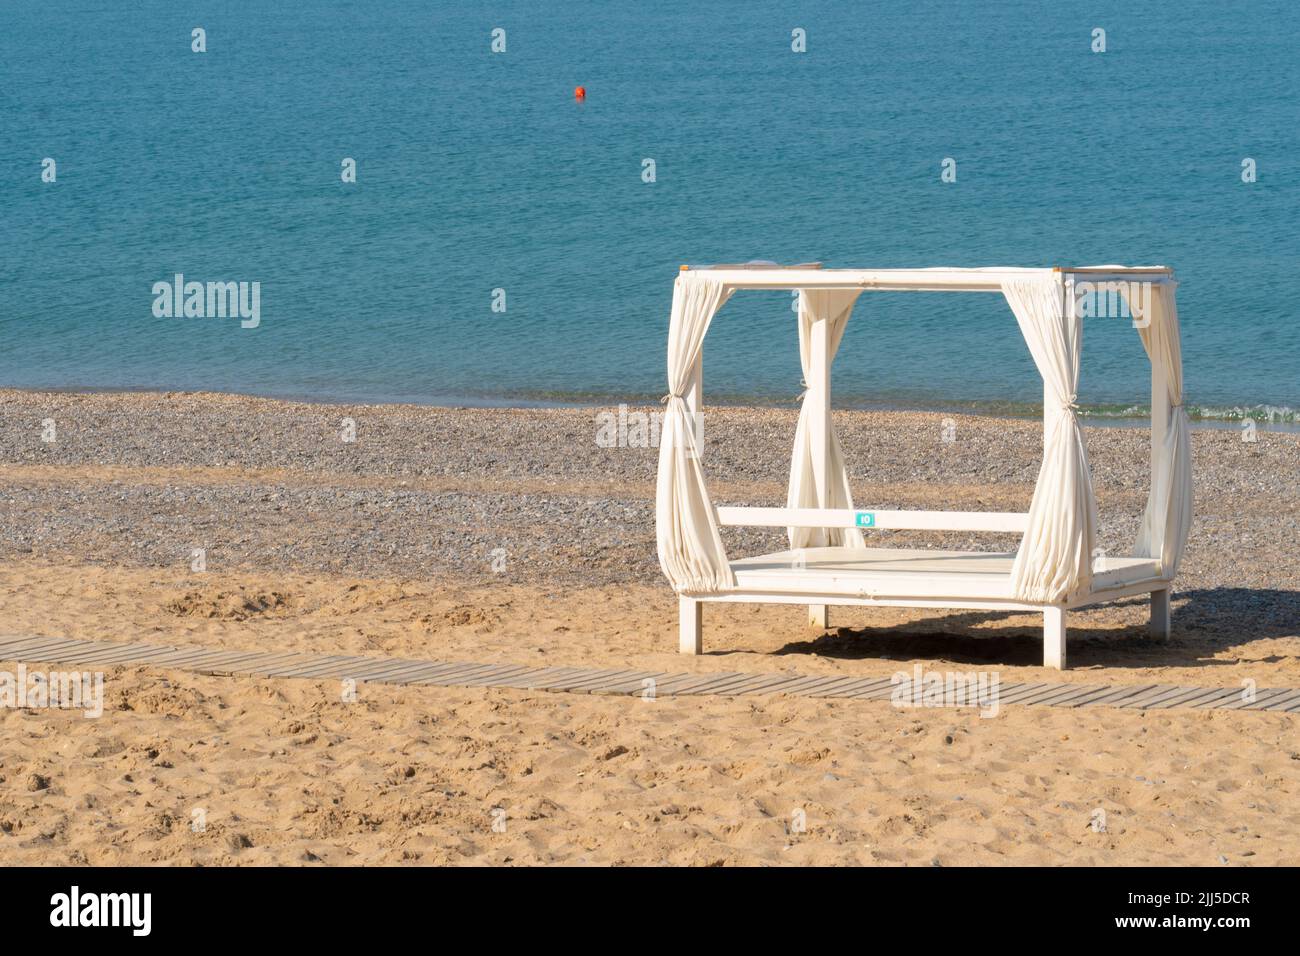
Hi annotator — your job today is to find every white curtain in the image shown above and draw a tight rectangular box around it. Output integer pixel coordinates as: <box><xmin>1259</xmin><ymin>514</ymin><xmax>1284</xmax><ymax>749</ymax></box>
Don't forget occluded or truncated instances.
<box><xmin>655</xmin><ymin>272</ymin><xmax>736</xmax><ymax>592</ymax></box>
<box><xmin>1133</xmin><ymin>283</ymin><xmax>1192</xmax><ymax>576</ymax></box>
<box><xmin>786</xmin><ymin>289</ymin><xmax>866</xmax><ymax>550</ymax></box>
<box><xmin>1002</xmin><ymin>278</ymin><xmax>1099</xmax><ymax>603</ymax></box>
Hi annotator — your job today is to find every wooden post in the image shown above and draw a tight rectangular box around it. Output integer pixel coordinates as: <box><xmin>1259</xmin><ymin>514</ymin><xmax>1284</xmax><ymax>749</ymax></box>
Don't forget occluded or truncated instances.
<box><xmin>686</xmin><ymin>349</ymin><xmax>703</xmax><ymax>458</ymax></box>
<box><xmin>807</xmin><ymin>303</ymin><xmax>831</xmax><ymax>506</ymax></box>
<box><xmin>680</xmin><ymin>350</ymin><xmax>705</xmax><ymax>656</ymax></box>
<box><xmin>806</xmin><ymin>295</ymin><xmax>833</xmax><ymax>627</ymax></box>
<box><xmin>1149</xmin><ymin>349</ymin><xmax>1168</xmax><ymax>559</ymax></box>
<box><xmin>679</xmin><ymin>596</ymin><xmax>702</xmax><ymax>654</ymax></box>
<box><xmin>1044</xmin><ymin>275</ymin><xmax>1065</xmax><ymax>454</ymax></box>
<box><xmin>1149</xmin><ymin>589</ymin><xmax>1170</xmax><ymax>640</ymax></box>
<box><xmin>1043</xmin><ymin>606</ymin><xmax>1067</xmax><ymax>669</ymax></box>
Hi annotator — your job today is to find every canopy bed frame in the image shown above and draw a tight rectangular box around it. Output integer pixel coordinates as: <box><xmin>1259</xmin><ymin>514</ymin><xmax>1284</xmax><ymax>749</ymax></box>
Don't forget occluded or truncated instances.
<box><xmin>654</xmin><ymin>265</ymin><xmax>1191</xmax><ymax>669</ymax></box>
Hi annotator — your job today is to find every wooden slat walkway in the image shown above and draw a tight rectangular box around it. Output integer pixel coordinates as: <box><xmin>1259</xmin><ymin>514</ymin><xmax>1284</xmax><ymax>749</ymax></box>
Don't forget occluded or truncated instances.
<box><xmin>0</xmin><ymin>634</ymin><xmax>1296</xmax><ymax>714</ymax></box>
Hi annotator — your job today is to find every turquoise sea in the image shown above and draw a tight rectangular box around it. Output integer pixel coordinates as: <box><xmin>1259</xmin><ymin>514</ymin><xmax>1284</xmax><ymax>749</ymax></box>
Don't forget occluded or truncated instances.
<box><xmin>2</xmin><ymin>1</ymin><xmax>1297</xmax><ymax>421</ymax></box>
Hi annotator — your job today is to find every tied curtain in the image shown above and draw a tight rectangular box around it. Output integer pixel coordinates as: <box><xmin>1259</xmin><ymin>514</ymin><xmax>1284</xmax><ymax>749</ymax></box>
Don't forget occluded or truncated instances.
<box><xmin>655</xmin><ymin>272</ymin><xmax>736</xmax><ymax>592</ymax></box>
<box><xmin>786</xmin><ymin>289</ymin><xmax>866</xmax><ymax>550</ymax></box>
<box><xmin>1131</xmin><ymin>283</ymin><xmax>1193</xmax><ymax>576</ymax></box>
<box><xmin>1002</xmin><ymin>278</ymin><xmax>1099</xmax><ymax>603</ymax></box>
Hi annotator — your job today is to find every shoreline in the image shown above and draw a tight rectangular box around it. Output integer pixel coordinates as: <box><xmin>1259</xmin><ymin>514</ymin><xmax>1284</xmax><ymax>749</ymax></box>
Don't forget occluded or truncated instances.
<box><xmin>3</xmin><ymin>384</ymin><xmax>1297</xmax><ymax>431</ymax></box>
<box><xmin>1</xmin><ymin>384</ymin><xmax>1294</xmax><ymax>594</ymax></box>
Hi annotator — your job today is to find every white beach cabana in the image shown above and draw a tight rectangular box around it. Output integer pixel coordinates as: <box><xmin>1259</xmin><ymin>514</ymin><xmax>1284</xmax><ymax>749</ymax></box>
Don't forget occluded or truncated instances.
<box><xmin>655</xmin><ymin>264</ymin><xmax>1191</xmax><ymax>669</ymax></box>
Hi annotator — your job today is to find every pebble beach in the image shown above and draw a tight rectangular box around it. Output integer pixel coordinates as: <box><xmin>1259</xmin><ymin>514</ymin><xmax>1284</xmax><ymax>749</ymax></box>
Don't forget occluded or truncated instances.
<box><xmin>1</xmin><ymin>388</ymin><xmax>1298</xmax><ymax>865</ymax></box>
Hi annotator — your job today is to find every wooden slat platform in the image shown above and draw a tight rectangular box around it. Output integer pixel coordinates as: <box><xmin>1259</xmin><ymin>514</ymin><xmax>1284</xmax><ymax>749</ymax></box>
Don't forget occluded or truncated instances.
<box><xmin>0</xmin><ymin>634</ymin><xmax>1295</xmax><ymax>714</ymax></box>
<box><xmin>729</xmin><ymin>546</ymin><xmax>1162</xmax><ymax>598</ymax></box>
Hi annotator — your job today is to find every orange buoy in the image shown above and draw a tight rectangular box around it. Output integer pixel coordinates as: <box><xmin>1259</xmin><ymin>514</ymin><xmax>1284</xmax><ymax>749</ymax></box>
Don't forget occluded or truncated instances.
<box><xmin>574</xmin><ymin>86</ymin><xmax>586</xmax><ymax>100</ymax></box>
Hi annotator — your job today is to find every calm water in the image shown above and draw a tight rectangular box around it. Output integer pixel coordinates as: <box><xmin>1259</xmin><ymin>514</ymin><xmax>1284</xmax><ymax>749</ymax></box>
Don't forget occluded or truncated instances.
<box><xmin>2</xmin><ymin>1</ymin><xmax>1297</xmax><ymax>419</ymax></box>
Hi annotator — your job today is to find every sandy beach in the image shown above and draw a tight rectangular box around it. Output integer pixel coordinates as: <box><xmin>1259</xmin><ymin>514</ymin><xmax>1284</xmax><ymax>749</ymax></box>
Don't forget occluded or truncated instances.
<box><xmin>1</xmin><ymin>389</ymin><xmax>1298</xmax><ymax>865</ymax></box>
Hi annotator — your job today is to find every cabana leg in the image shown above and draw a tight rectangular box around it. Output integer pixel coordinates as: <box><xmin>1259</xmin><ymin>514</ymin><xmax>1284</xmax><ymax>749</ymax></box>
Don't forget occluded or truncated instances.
<box><xmin>1043</xmin><ymin>607</ymin><xmax>1067</xmax><ymax>670</ymax></box>
<box><xmin>808</xmin><ymin>604</ymin><xmax>828</xmax><ymax>629</ymax></box>
<box><xmin>679</xmin><ymin>596</ymin><xmax>702</xmax><ymax>655</ymax></box>
<box><xmin>1149</xmin><ymin>589</ymin><xmax>1170</xmax><ymax>641</ymax></box>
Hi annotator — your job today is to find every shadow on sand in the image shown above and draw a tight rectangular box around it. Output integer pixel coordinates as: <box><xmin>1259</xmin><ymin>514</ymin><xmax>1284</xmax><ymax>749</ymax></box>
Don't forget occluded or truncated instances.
<box><xmin>765</xmin><ymin>587</ymin><xmax>1300</xmax><ymax>670</ymax></box>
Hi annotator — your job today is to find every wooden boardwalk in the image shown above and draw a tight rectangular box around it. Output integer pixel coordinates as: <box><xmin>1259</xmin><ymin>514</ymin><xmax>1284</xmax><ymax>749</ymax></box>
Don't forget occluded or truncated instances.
<box><xmin>1</xmin><ymin>634</ymin><xmax>1297</xmax><ymax>713</ymax></box>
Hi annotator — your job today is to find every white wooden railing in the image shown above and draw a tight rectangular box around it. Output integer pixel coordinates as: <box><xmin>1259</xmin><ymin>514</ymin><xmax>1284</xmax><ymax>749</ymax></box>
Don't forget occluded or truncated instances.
<box><xmin>714</xmin><ymin>506</ymin><xmax>1029</xmax><ymax>533</ymax></box>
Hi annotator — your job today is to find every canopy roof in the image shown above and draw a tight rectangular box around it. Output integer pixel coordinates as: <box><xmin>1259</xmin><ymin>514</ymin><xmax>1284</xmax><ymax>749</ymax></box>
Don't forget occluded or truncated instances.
<box><xmin>679</xmin><ymin>264</ymin><xmax>1175</xmax><ymax>293</ymax></box>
